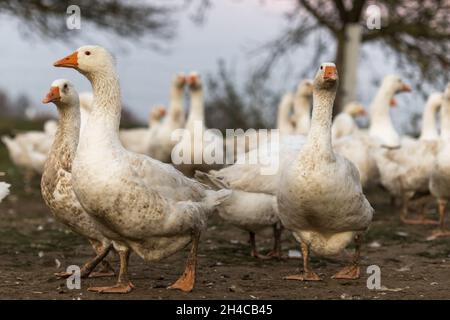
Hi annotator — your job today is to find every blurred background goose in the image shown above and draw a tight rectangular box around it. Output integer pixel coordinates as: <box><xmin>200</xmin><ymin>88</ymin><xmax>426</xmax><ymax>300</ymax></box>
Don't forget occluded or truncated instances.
<box><xmin>373</xmin><ymin>92</ymin><xmax>443</xmax><ymax>224</ymax></box>
<box><xmin>148</xmin><ymin>74</ymin><xmax>186</xmax><ymax>162</ymax></box>
<box><xmin>119</xmin><ymin>105</ymin><xmax>166</xmax><ymax>154</ymax></box>
<box><xmin>332</xmin><ymin>101</ymin><xmax>366</xmax><ymax>141</ymax></box>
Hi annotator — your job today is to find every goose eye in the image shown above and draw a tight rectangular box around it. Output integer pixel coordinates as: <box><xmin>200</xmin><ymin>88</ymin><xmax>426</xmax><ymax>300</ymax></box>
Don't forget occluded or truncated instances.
<box><xmin>320</xmin><ymin>66</ymin><xmax>323</xmax><ymax>70</ymax></box>
<box><xmin>85</xmin><ymin>51</ymin><xmax>91</xmax><ymax>56</ymax></box>
<box><xmin>63</xmin><ymin>84</ymin><xmax>68</xmax><ymax>89</ymax></box>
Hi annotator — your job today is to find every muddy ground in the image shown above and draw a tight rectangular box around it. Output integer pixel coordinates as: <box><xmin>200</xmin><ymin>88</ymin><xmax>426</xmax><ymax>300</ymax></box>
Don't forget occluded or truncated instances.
<box><xmin>0</xmin><ymin>178</ymin><xmax>449</xmax><ymax>300</ymax></box>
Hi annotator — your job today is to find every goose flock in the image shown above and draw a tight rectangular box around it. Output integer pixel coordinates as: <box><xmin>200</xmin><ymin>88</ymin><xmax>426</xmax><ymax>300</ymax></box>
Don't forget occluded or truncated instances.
<box><xmin>1</xmin><ymin>44</ymin><xmax>450</xmax><ymax>294</ymax></box>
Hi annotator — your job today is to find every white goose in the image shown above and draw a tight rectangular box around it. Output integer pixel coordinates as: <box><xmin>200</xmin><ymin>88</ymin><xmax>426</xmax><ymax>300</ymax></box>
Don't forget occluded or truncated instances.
<box><xmin>173</xmin><ymin>72</ymin><xmax>223</xmax><ymax>176</ymax></box>
<box><xmin>41</xmin><ymin>79</ymin><xmax>115</xmax><ymax>278</ymax></box>
<box><xmin>54</xmin><ymin>45</ymin><xmax>231</xmax><ymax>293</ymax></box>
<box><xmin>277</xmin><ymin>63</ymin><xmax>373</xmax><ymax>281</ymax></box>
<box><xmin>331</xmin><ymin>101</ymin><xmax>366</xmax><ymax>141</ymax></box>
<box><xmin>429</xmin><ymin>83</ymin><xmax>450</xmax><ymax>239</ymax></box>
<box><xmin>373</xmin><ymin>92</ymin><xmax>442</xmax><ymax>224</ymax></box>
<box><xmin>148</xmin><ymin>74</ymin><xmax>186</xmax><ymax>162</ymax></box>
<box><xmin>369</xmin><ymin>75</ymin><xmax>411</xmax><ymax>148</ymax></box>
<box><xmin>198</xmin><ymin>64</ymin><xmax>373</xmax><ymax>280</ymax></box>
<box><xmin>293</xmin><ymin>80</ymin><xmax>313</xmax><ymax>135</ymax></box>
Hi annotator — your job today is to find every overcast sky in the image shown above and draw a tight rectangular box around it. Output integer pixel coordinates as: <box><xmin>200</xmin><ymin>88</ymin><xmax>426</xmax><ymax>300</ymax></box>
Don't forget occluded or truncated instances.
<box><xmin>0</xmin><ymin>0</ymin><xmax>423</xmax><ymax>132</ymax></box>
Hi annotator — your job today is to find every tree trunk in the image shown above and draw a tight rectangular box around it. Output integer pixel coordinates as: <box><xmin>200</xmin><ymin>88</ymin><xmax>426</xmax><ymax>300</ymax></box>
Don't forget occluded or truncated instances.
<box><xmin>334</xmin><ymin>24</ymin><xmax>363</xmax><ymax>117</ymax></box>
<box><xmin>334</xmin><ymin>30</ymin><xmax>346</xmax><ymax>117</ymax></box>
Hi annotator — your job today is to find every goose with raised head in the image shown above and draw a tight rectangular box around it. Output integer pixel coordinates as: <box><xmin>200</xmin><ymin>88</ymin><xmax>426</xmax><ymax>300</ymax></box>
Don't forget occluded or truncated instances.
<box><xmin>197</xmin><ymin>64</ymin><xmax>373</xmax><ymax>280</ymax></box>
<box><xmin>148</xmin><ymin>74</ymin><xmax>186</xmax><ymax>162</ymax></box>
<box><xmin>419</xmin><ymin>93</ymin><xmax>443</xmax><ymax>141</ymax></box>
<box><xmin>41</xmin><ymin>79</ymin><xmax>115</xmax><ymax>279</ymax></box>
<box><xmin>174</xmin><ymin>72</ymin><xmax>223</xmax><ymax>176</ymax></box>
<box><xmin>277</xmin><ymin>63</ymin><xmax>373</xmax><ymax>281</ymax></box>
<box><xmin>373</xmin><ymin>92</ymin><xmax>442</xmax><ymax>225</ymax></box>
<box><xmin>293</xmin><ymin>80</ymin><xmax>313</xmax><ymax>135</ymax></box>
<box><xmin>54</xmin><ymin>45</ymin><xmax>231</xmax><ymax>293</ymax></box>
<box><xmin>332</xmin><ymin>101</ymin><xmax>366</xmax><ymax>141</ymax></box>
<box><xmin>429</xmin><ymin>83</ymin><xmax>450</xmax><ymax>239</ymax></box>
<box><xmin>119</xmin><ymin>106</ymin><xmax>166</xmax><ymax>154</ymax></box>
<box><xmin>369</xmin><ymin>75</ymin><xmax>411</xmax><ymax>148</ymax></box>
<box><xmin>277</xmin><ymin>93</ymin><xmax>295</xmax><ymax>135</ymax></box>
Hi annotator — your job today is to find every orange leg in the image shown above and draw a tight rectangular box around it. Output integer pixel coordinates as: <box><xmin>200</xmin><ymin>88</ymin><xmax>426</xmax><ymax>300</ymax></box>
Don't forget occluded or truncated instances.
<box><xmin>88</xmin><ymin>248</ymin><xmax>134</xmax><ymax>294</ymax></box>
<box><xmin>284</xmin><ymin>242</ymin><xmax>321</xmax><ymax>281</ymax></box>
<box><xmin>168</xmin><ymin>231</ymin><xmax>201</xmax><ymax>292</ymax></box>
<box><xmin>427</xmin><ymin>199</ymin><xmax>450</xmax><ymax>240</ymax></box>
<box><xmin>332</xmin><ymin>234</ymin><xmax>361</xmax><ymax>280</ymax></box>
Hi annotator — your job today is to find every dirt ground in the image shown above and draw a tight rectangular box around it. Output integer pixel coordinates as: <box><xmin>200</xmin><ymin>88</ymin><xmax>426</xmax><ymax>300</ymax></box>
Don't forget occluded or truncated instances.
<box><xmin>0</xmin><ymin>180</ymin><xmax>449</xmax><ymax>300</ymax></box>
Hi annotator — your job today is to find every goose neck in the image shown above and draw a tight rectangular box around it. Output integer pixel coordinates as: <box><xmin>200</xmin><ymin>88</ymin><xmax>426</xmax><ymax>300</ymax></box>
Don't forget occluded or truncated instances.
<box><xmin>169</xmin><ymin>85</ymin><xmax>184</xmax><ymax>119</ymax></box>
<box><xmin>52</xmin><ymin>103</ymin><xmax>80</xmax><ymax>167</ymax></box>
<box><xmin>369</xmin><ymin>84</ymin><xmax>395</xmax><ymax>126</ymax></box>
<box><xmin>187</xmin><ymin>88</ymin><xmax>204</xmax><ymax>123</ymax></box>
<box><xmin>420</xmin><ymin>98</ymin><xmax>439</xmax><ymax>140</ymax></box>
<box><xmin>305</xmin><ymin>88</ymin><xmax>335</xmax><ymax>158</ymax></box>
<box><xmin>86</xmin><ymin>69</ymin><xmax>122</xmax><ymax>134</ymax></box>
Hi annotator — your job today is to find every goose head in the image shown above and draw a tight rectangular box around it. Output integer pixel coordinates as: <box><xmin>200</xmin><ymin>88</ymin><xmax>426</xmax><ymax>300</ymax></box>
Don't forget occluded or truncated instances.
<box><xmin>344</xmin><ymin>101</ymin><xmax>366</xmax><ymax>117</ymax></box>
<box><xmin>313</xmin><ymin>62</ymin><xmax>339</xmax><ymax>91</ymax></box>
<box><xmin>173</xmin><ymin>73</ymin><xmax>186</xmax><ymax>90</ymax></box>
<box><xmin>380</xmin><ymin>75</ymin><xmax>411</xmax><ymax>107</ymax></box>
<box><xmin>42</xmin><ymin>79</ymin><xmax>79</xmax><ymax>108</ymax></box>
<box><xmin>54</xmin><ymin>45</ymin><xmax>115</xmax><ymax>76</ymax></box>
<box><xmin>187</xmin><ymin>72</ymin><xmax>202</xmax><ymax>91</ymax></box>
<box><xmin>149</xmin><ymin>106</ymin><xmax>166</xmax><ymax>125</ymax></box>
<box><xmin>296</xmin><ymin>79</ymin><xmax>313</xmax><ymax>98</ymax></box>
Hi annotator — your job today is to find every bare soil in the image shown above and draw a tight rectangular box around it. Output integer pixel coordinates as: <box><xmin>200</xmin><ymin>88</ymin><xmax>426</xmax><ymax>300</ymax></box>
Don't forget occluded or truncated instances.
<box><xmin>0</xmin><ymin>182</ymin><xmax>449</xmax><ymax>300</ymax></box>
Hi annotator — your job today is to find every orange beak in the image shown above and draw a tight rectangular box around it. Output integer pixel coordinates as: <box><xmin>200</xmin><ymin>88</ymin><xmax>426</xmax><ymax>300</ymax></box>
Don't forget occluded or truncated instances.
<box><xmin>390</xmin><ymin>98</ymin><xmax>397</xmax><ymax>107</ymax></box>
<box><xmin>160</xmin><ymin>109</ymin><xmax>166</xmax><ymax>117</ymax></box>
<box><xmin>401</xmin><ymin>84</ymin><xmax>411</xmax><ymax>92</ymax></box>
<box><xmin>359</xmin><ymin>108</ymin><xmax>367</xmax><ymax>116</ymax></box>
<box><xmin>42</xmin><ymin>86</ymin><xmax>60</xmax><ymax>104</ymax></box>
<box><xmin>323</xmin><ymin>66</ymin><xmax>337</xmax><ymax>81</ymax></box>
<box><xmin>54</xmin><ymin>51</ymin><xmax>78</xmax><ymax>68</ymax></box>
